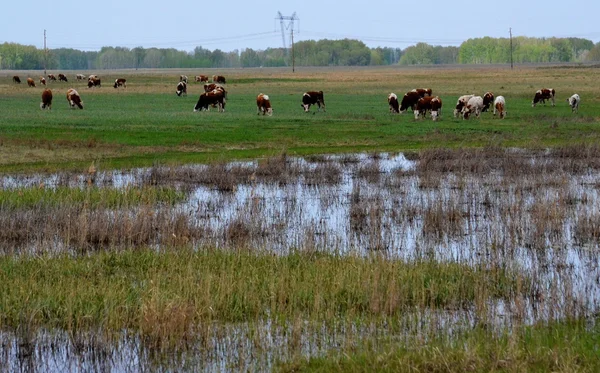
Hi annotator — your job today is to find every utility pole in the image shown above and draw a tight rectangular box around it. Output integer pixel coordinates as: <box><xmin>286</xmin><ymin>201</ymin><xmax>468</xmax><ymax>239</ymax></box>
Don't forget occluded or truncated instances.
<box><xmin>43</xmin><ymin>29</ymin><xmax>47</xmax><ymax>76</ymax></box>
<box><xmin>509</xmin><ymin>27</ymin><xmax>513</xmax><ymax>70</ymax></box>
<box><xmin>276</xmin><ymin>12</ymin><xmax>299</xmax><ymax>71</ymax></box>
<box><xmin>291</xmin><ymin>29</ymin><xmax>295</xmax><ymax>72</ymax></box>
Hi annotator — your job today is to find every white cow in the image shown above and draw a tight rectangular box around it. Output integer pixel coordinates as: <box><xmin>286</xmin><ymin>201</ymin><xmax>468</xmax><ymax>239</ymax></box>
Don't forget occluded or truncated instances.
<box><xmin>567</xmin><ymin>94</ymin><xmax>580</xmax><ymax>113</ymax></box>
<box><xmin>454</xmin><ymin>94</ymin><xmax>474</xmax><ymax>118</ymax></box>
<box><xmin>462</xmin><ymin>96</ymin><xmax>483</xmax><ymax>119</ymax></box>
<box><xmin>493</xmin><ymin>96</ymin><xmax>506</xmax><ymax>119</ymax></box>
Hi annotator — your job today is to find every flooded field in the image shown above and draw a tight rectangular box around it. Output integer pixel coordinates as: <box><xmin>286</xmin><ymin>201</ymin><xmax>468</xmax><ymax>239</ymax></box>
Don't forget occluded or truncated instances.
<box><xmin>1</xmin><ymin>147</ymin><xmax>599</xmax><ymax>371</ymax></box>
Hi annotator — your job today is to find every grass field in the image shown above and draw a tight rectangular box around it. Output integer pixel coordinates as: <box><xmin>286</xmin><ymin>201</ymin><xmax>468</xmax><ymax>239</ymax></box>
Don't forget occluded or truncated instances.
<box><xmin>1</xmin><ymin>65</ymin><xmax>600</xmax><ymax>172</ymax></box>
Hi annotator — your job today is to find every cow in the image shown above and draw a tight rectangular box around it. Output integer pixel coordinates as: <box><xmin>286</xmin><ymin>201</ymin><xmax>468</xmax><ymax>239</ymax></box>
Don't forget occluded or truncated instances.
<box><xmin>76</xmin><ymin>74</ymin><xmax>86</xmax><ymax>80</ymax></box>
<box><xmin>88</xmin><ymin>78</ymin><xmax>101</xmax><ymax>88</ymax></box>
<box><xmin>388</xmin><ymin>93</ymin><xmax>399</xmax><ymax>113</ymax></box>
<box><xmin>462</xmin><ymin>96</ymin><xmax>484</xmax><ymax>119</ymax></box>
<box><xmin>301</xmin><ymin>91</ymin><xmax>326</xmax><ymax>112</ymax></box>
<box><xmin>40</xmin><ymin>89</ymin><xmax>53</xmax><ymax>110</ymax></box>
<box><xmin>88</xmin><ymin>74</ymin><xmax>98</xmax><ymax>80</ymax></box>
<box><xmin>493</xmin><ymin>96</ymin><xmax>506</xmax><ymax>119</ymax></box>
<box><xmin>567</xmin><ymin>94</ymin><xmax>580</xmax><ymax>113</ymax></box>
<box><xmin>58</xmin><ymin>73</ymin><xmax>68</xmax><ymax>82</ymax></box>
<box><xmin>482</xmin><ymin>92</ymin><xmax>494</xmax><ymax>112</ymax></box>
<box><xmin>40</xmin><ymin>77</ymin><xmax>46</xmax><ymax>86</ymax></box>
<box><xmin>532</xmin><ymin>88</ymin><xmax>555</xmax><ymax>107</ymax></box>
<box><xmin>195</xmin><ymin>75</ymin><xmax>209</xmax><ymax>82</ymax></box>
<box><xmin>256</xmin><ymin>93</ymin><xmax>273</xmax><ymax>116</ymax></box>
<box><xmin>203</xmin><ymin>83</ymin><xmax>224</xmax><ymax>93</ymax></box>
<box><xmin>26</xmin><ymin>78</ymin><xmax>36</xmax><ymax>87</ymax></box>
<box><xmin>114</xmin><ymin>78</ymin><xmax>127</xmax><ymax>88</ymax></box>
<box><xmin>414</xmin><ymin>96</ymin><xmax>434</xmax><ymax>119</ymax></box>
<box><xmin>194</xmin><ymin>90</ymin><xmax>226</xmax><ymax>112</ymax></box>
<box><xmin>430</xmin><ymin>96</ymin><xmax>443</xmax><ymax>121</ymax></box>
<box><xmin>453</xmin><ymin>94</ymin><xmax>474</xmax><ymax>118</ymax></box>
<box><xmin>47</xmin><ymin>74</ymin><xmax>57</xmax><ymax>81</ymax></box>
<box><xmin>176</xmin><ymin>81</ymin><xmax>187</xmax><ymax>96</ymax></box>
<box><xmin>399</xmin><ymin>90</ymin><xmax>421</xmax><ymax>113</ymax></box>
<box><xmin>12</xmin><ymin>75</ymin><xmax>21</xmax><ymax>84</ymax></box>
<box><xmin>412</xmin><ymin>88</ymin><xmax>432</xmax><ymax>98</ymax></box>
<box><xmin>213</xmin><ymin>75</ymin><xmax>226</xmax><ymax>84</ymax></box>
<box><xmin>66</xmin><ymin>88</ymin><xmax>83</xmax><ymax>109</ymax></box>
<box><xmin>180</xmin><ymin>75</ymin><xmax>188</xmax><ymax>83</ymax></box>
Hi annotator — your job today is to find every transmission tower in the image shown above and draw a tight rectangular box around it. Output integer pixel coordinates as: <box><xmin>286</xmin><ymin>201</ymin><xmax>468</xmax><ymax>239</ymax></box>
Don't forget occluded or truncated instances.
<box><xmin>276</xmin><ymin>11</ymin><xmax>299</xmax><ymax>70</ymax></box>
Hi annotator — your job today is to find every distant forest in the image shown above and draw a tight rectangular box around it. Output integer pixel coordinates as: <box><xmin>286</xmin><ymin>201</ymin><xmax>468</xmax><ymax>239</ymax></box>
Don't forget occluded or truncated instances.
<box><xmin>1</xmin><ymin>36</ymin><xmax>599</xmax><ymax>70</ymax></box>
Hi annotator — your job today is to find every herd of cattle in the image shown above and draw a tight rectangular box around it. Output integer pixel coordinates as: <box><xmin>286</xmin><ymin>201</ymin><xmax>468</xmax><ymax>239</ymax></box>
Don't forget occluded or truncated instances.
<box><xmin>12</xmin><ymin>73</ymin><xmax>581</xmax><ymax>118</ymax></box>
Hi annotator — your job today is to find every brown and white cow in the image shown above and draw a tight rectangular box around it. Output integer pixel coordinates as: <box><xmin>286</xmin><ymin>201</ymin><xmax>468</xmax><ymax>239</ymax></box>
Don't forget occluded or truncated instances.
<box><xmin>27</xmin><ymin>78</ymin><xmax>36</xmax><ymax>87</ymax></box>
<box><xmin>532</xmin><ymin>88</ymin><xmax>555</xmax><ymax>107</ymax></box>
<box><xmin>58</xmin><ymin>73</ymin><xmax>68</xmax><ymax>82</ymax></box>
<box><xmin>180</xmin><ymin>75</ymin><xmax>188</xmax><ymax>83</ymax></box>
<box><xmin>462</xmin><ymin>96</ymin><xmax>484</xmax><ymax>119</ymax></box>
<box><xmin>203</xmin><ymin>83</ymin><xmax>225</xmax><ymax>93</ymax></box>
<box><xmin>493</xmin><ymin>96</ymin><xmax>506</xmax><ymax>119</ymax></box>
<box><xmin>453</xmin><ymin>94</ymin><xmax>474</xmax><ymax>118</ymax></box>
<box><xmin>88</xmin><ymin>74</ymin><xmax>98</xmax><ymax>80</ymax></box>
<box><xmin>12</xmin><ymin>75</ymin><xmax>21</xmax><ymax>84</ymax></box>
<box><xmin>40</xmin><ymin>76</ymin><xmax>46</xmax><ymax>86</ymax></box>
<box><xmin>388</xmin><ymin>93</ymin><xmax>399</xmax><ymax>113</ymax></box>
<box><xmin>414</xmin><ymin>96</ymin><xmax>434</xmax><ymax>119</ymax></box>
<box><xmin>176</xmin><ymin>81</ymin><xmax>187</xmax><ymax>96</ymax></box>
<box><xmin>47</xmin><ymin>74</ymin><xmax>57</xmax><ymax>81</ymax></box>
<box><xmin>66</xmin><ymin>88</ymin><xmax>83</xmax><ymax>109</ymax></box>
<box><xmin>412</xmin><ymin>88</ymin><xmax>432</xmax><ymax>98</ymax></box>
<box><xmin>213</xmin><ymin>75</ymin><xmax>226</xmax><ymax>84</ymax></box>
<box><xmin>40</xmin><ymin>89</ymin><xmax>53</xmax><ymax>110</ymax></box>
<box><xmin>76</xmin><ymin>74</ymin><xmax>86</xmax><ymax>80</ymax></box>
<box><xmin>114</xmin><ymin>78</ymin><xmax>127</xmax><ymax>88</ymax></box>
<box><xmin>195</xmin><ymin>75</ymin><xmax>209</xmax><ymax>82</ymax></box>
<box><xmin>567</xmin><ymin>94</ymin><xmax>580</xmax><ymax>113</ymax></box>
<box><xmin>194</xmin><ymin>90</ymin><xmax>226</xmax><ymax>112</ymax></box>
<box><xmin>430</xmin><ymin>96</ymin><xmax>443</xmax><ymax>121</ymax></box>
<box><xmin>301</xmin><ymin>91</ymin><xmax>325</xmax><ymax>112</ymax></box>
<box><xmin>399</xmin><ymin>90</ymin><xmax>421</xmax><ymax>113</ymax></box>
<box><xmin>482</xmin><ymin>91</ymin><xmax>494</xmax><ymax>112</ymax></box>
<box><xmin>88</xmin><ymin>77</ymin><xmax>101</xmax><ymax>88</ymax></box>
<box><xmin>256</xmin><ymin>93</ymin><xmax>273</xmax><ymax>116</ymax></box>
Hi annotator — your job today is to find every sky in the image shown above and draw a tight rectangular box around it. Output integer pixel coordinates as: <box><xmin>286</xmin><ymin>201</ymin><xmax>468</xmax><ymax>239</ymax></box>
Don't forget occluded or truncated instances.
<box><xmin>2</xmin><ymin>1</ymin><xmax>600</xmax><ymax>52</ymax></box>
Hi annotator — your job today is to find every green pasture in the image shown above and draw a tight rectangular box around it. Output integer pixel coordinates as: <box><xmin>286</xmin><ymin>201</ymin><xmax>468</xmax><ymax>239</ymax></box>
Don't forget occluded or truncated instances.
<box><xmin>1</xmin><ymin>66</ymin><xmax>600</xmax><ymax>172</ymax></box>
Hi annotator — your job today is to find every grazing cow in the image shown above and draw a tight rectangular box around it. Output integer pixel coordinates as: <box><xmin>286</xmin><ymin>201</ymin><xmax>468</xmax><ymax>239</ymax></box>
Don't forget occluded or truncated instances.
<box><xmin>399</xmin><ymin>90</ymin><xmax>421</xmax><ymax>113</ymax></box>
<box><xmin>203</xmin><ymin>83</ymin><xmax>225</xmax><ymax>93</ymax></box>
<box><xmin>194</xmin><ymin>90</ymin><xmax>226</xmax><ymax>112</ymax></box>
<box><xmin>301</xmin><ymin>91</ymin><xmax>326</xmax><ymax>112</ymax></box>
<box><xmin>195</xmin><ymin>75</ymin><xmax>209</xmax><ymax>82</ymax></box>
<box><xmin>176</xmin><ymin>81</ymin><xmax>187</xmax><ymax>96</ymax></box>
<box><xmin>88</xmin><ymin>74</ymin><xmax>98</xmax><ymax>80</ymax></box>
<box><xmin>414</xmin><ymin>96</ymin><xmax>434</xmax><ymax>119</ymax></box>
<box><xmin>482</xmin><ymin>92</ymin><xmax>494</xmax><ymax>112</ymax></box>
<box><xmin>454</xmin><ymin>94</ymin><xmax>474</xmax><ymax>118</ymax></box>
<box><xmin>430</xmin><ymin>96</ymin><xmax>443</xmax><ymax>121</ymax></box>
<box><xmin>180</xmin><ymin>75</ymin><xmax>188</xmax><ymax>83</ymax></box>
<box><xmin>47</xmin><ymin>74</ymin><xmax>57</xmax><ymax>81</ymax></box>
<box><xmin>462</xmin><ymin>96</ymin><xmax>484</xmax><ymax>119</ymax></box>
<box><xmin>493</xmin><ymin>96</ymin><xmax>506</xmax><ymax>119</ymax></box>
<box><xmin>256</xmin><ymin>93</ymin><xmax>273</xmax><ymax>116</ymax></box>
<box><xmin>66</xmin><ymin>88</ymin><xmax>83</xmax><ymax>109</ymax></box>
<box><xmin>76</xmin><ymin>74</ymin><xmax>86</xmax><ymax>80</ymax></box>
<box><xmin>88</xmin><ymin>78</ymin><xmax>101</xmax><ymax>88</ymax></box>
<box><xmin>27</xmin><ymin>78</ymin><xmax>36</xmax><ymax>87</ymax></box>
<box><xmin>412</xmin><ymin>88</ymin><xmax>432</xmax><ymax>98</ymax></box>
<box><xmin>12</xmin><ymin>75</ymin><xmax>21</xmax><ymax>84</ymax></box>
<box><xmin>114</xmin><ymin>78</ymin><xmax>127</xmax><ymax>88</ymax></box>
<box><xmin>388</xmin><ymin>93</ymin><xmax>400</xmax><ymax>113</ymax></box>
<box><xmin>40</xmin><ymin>89</ymin><xmax>53</xmax><ymax>110</ymax></box>
<box><xmin>532</xmin><ymin>88</ymin><xmax>555</xmax><ymax>107</ymax></box>
<box><xmin>40</xmin><ymin>77</ymin><xmax>46</xmax><ymax>86</ymax></box>
<box><xmin>213</xmin><ymin>75</ymin><xmax>226</xmax><ymax>84</ymax></box>
<box><xmin>58</xmin><ymin>73</ymin><xmax>68</xmax><ymax>82</ymax></box>
<box><xmin>567</xmin><ymin>94</ymin><xmax>580</xmax><ymax>113</ymax></box>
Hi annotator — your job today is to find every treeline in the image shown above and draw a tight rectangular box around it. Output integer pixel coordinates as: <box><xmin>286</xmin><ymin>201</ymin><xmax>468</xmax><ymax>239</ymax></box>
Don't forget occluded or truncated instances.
<box><xmin>1</xmin><ymin>36</ymin><xmax>598</xmax><ymax>70</ymax></box>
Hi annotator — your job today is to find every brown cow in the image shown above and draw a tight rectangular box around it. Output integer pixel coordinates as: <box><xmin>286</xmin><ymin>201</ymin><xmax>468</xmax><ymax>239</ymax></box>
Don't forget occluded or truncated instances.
<box><xmin>399</xmin><ymin>90</ymin><xmax>421</xmax><ymax>112</ymax></box>
<box><xmin>27</xmin><ymin>78</ymin><xmax>36</xmax><ymax>87</ymax></box>
<box><xmin>257</xmin><ymin>93</ymin><xmax>273</xmax><ymax>116</ymax></box>
<box><xmin>40</xmin><ymin>77</ymin><xmax>46</xmax><ymax>86</ymax></box>
<box><xmin>494</xmin><ymin>96</ymin><xmax>506</xmax><ymax>119</ymax></box>
<box><xmin>13</xmin><ymin>75</ymin><xmax>21</xmax><ymax>84</ymax></box>
<box><xmin>66</xmin><ymin>88</ymin><xmax>83</xmax><ymax>109</ymax></box>
<box><xmin>454</xmin><ymin>95</ymin><xmax>474</xmax><ymax>117</ymax></box>
<box><xmin>47</xmin><ymin>74</ymin><xmax>57</xmax><ymax>81</ymax></box>
<box><xmin>482</xmin><ymin>91</ymin><xmax>494</xmax><ymax>112</ymax></box>
<box><xmin>414</xmin><ymin>96</ymin><xmax>434</xmax><ymax>119</ymax></box>
<box><xmin>40</xmin><ymin>89</ymin><xmax>53</xmax><ymax>110</ymax></box>
<box><xmin>388</xmin><ymin>93</ymin><xmax>399</xmax><ymax>113</ymax></box>
<box><xmin>180</xmin><ymin>75</ymin><xmax>188</xmax><ymax>83</ymax></box>
<box><xmin>58</xmin><ymin>73</ymin><xmax>68</xmax><ymax>82</ymax></box>
<box><xmin>194</xmin><ymin>90</ymin><xmax>226</xmax><ymax>112</ymax></box>
<box><xmin>212</xmin><ymin>75</ymin><xmax>226</xmax><ymax>84</ymax></box>
<box><xmin>195</xmin><ymin>75</ymin><xmax>209</xmax><ymax>82</ymax></box>
<box><xmin>301</xmin><ymin>91</ymin><xmax>325</xmax><ymax>112</ymax></box>
<box><xmin>88</xmin><ymin>77</ymin><xmax>101</xmax><ymax>88</ymax></box>
<box><xmin>114</xmin><ymin>78</ymin><xmax>127</xmax><ymax>88</ymax></box>
<box><xmin>176</xmin><ymin>81</ymin><xmax>187</xmax><ymax>96</ymax></box>
<box><xmin>430</xmin><ymin>97</ymin><xmax>443</xmax><ymax>121</ymax></box>
<box><xmin>412</xmin><ymin>88</ymin><xmax>432</xmax><ymax>98</ymax></box>
<box><xmin>532</xmin><ymin>88</ymin><xmax>555</xmax><ymax>107</ymax></box>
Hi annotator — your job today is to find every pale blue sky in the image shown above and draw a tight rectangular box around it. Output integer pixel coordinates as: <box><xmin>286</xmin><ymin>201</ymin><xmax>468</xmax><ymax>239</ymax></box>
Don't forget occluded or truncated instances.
<box><xmin>3</xmin><ymin>1</ymin><xmax>599</xmax><ymax>51</ymax></box>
